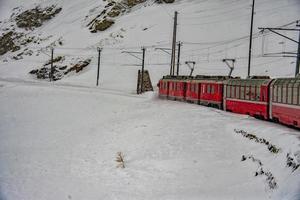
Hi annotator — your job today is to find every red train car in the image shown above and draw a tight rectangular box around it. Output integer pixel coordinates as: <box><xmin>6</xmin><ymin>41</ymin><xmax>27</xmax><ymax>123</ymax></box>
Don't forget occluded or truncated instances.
<box><xmin>157</xmin><ymin>74</ymin><xmax>300</xmax><ymax>129</ymax></box>
<box><xmin>158</xmin><ymin>76</ymin><xmax>191</xmax><ymax>101</ymax></box>
<box><xmin>186</xmin><ymin>76</ymin><xmax>230</xmax><ymax>109</ymax></box>
<box><xmin>270</xmin><ymin>77</ymin><xmax>300</xmax><ymax>128</ymax></box>
<box><xmin>158</xmin><ymin>76</ymin><xmax>170</xmax><ymax>99</ymax></box>
<box><xmin>224</xmin><ymin>77</ymin><xmax>273</xmax><ymax>119</ymax></box>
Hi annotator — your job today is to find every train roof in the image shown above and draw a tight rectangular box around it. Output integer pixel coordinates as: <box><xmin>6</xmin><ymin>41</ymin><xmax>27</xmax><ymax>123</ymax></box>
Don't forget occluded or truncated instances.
<box><xmin>162</xmin><ymin>75</ymin><xmax>192</xmax><ymax>80</ymax></box>
<box><xmin>272</xmin><ymin>76</ymin><xmax>300</xmax><ymax>86</ymax></box>
<box><xmin>162</xmin><ymin>75</ymin><xmax>239</xmax><ymax>81</ymax></box>
<box><xmin>226</xmin><ymin>78</ymin><xmax>272</xmax><ymax>86</ymax></box>
<box><xmin>194</xmin><ymin>75</ymin><xmax>236</xmax><ymax>80</ymax></box>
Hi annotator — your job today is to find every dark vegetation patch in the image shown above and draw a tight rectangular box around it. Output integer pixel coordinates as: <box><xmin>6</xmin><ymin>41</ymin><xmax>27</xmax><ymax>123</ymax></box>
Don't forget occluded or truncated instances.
<box><xmin>0</xmin><ymin>31</ymin><xmax>21</xmax><ymax>55</ymax></box>
<box><xmin>29</xmin><ymin>58</ymin><xmax>91</xmax><ymax>81</ymax></box>
<box><xmin>241</xmin><ymin>155</ymin><xmax>277</xmax><ymax>190</ymax></box>
<box><xmin>286</xmin><ymin>153</ymin><xmax>300</xmax><ymax>172</ymax></box>
<box><xmin>0</xmin><ymin>30</ymin><xmax>52</xmax><ymax>58</ymax></box>
<box><xmin>0</xmin><ymin>5</ymin><xmax>62</xmax><ymax>58</ymax></box>
<box><xmin>234</xmin><ymin>129</ymin><xmax>281</xmax><ymax>154</ymax></box>
<box><xmin>16</xmin><ymin>6</ymin><xmax>62</xmax><ymax>29</ymax></box>
<box><xmin>156</xmin><ymin>0</ymin><xmax>175</xmax><ymax>3</ymax></box>
<box><xmin>88</xmin><ymin>0</ymin><xmax>175</xmax><ymax>33</ymax></box>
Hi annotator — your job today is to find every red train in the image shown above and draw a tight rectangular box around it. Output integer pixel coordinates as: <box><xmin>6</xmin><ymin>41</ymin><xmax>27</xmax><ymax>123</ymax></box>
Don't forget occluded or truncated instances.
<box><xmin>158</xmin><ymin>75</ymin><xmax>300</xmax><ymax>129</ymax></box>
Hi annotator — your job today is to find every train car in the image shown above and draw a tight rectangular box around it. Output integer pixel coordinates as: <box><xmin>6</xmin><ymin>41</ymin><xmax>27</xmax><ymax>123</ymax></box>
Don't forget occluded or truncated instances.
<box><xmin>186</xmin><ymin>77</ymin><xmax>200</xmax><ymax>104</ymax></box>
<box><xmin>224</xmin><ymin>77</ymin><xmax>273</xmax><ymax>119</ymax></box>
<box><xmin>158</xmin><ymin>76</ymin><xmax>170</xmax><ymax>99</ymax></box>
<box><xmin>270</xmin><ymin>77</ymin><xmax>300</xmax><ymax>128</ymax></box>
<box><xmin>186</xmin><ymin>76</ymin><xmax>230</xmax><ymax>109</ymax></box>
<box><xmin>158</xmin><ymin>76</ymin><xmax>191</xmax><ymax>101</ymax></box>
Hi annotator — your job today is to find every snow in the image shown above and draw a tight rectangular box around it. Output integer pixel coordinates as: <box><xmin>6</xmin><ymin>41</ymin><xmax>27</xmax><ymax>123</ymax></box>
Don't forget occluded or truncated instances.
<box><xmin>0</xmin><ymin>0</ymin><xmax>300</xmax><ymax>199</ymax></box>
<box><xmin>0</xmin><ymin>80</ymin><xmax>299</xmax><ymax>200</ymax></box>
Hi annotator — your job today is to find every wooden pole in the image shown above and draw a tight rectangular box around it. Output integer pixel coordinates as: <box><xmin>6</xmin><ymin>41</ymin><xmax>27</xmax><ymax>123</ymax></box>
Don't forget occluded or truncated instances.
<box><xmin>170</xmin><ymin>11</ymin><xmax>178</xmax><ymax>76</ymax></box>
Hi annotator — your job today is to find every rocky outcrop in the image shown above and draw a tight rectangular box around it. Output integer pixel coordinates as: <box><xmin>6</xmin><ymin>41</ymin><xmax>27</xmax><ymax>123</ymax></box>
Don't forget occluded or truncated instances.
<box><xmin>88</xmin><ymin>0</ymin><xmax>175</xmax><ymax>33</ymax></box>
<box><xmin>16</xmin><ymin>6</ymin><xmax>62</xmax><ymax>29</ymax></box>
<box><xmin>156</xmin><ymin>0</ymin><xmax>175</xmax><ymax>3</ymax></box>
<box><xmin>0</xmin><ymin>32</ymin><xmax>20</xmax><ymax>55</ymax></box>
<box><xmin>29</xmin><ymin>58</ymin><xmax>91</xmax><ymax>81</ymax></box>
<box><xmin>92</xmin><ymin>19</ymin><xmax>115</xmax><ymax>32</ymax></box>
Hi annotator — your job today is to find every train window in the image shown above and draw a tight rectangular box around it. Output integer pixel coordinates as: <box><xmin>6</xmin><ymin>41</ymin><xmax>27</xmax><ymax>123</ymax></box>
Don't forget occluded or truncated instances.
<box><xmin>251</xmin><ymin>86</ymin><xmax>256</xmax><ymax>101</ymax></box>
<box><xmin>236</xmin><ymin>86</ymin><xmax>240</xmax><ymax>99</ymax></box>
<box><xmin>287</xmin><ymin>87</ymin><xmax>293</xmax><ymax>104</ymax></box>
<box><xmin>202</xmin><ymin>85</ymin><xmax>206</xmax><ymax>94</ymax></box>
<box><xmin>293</xmin><ymin>87</ymin><xmax>298</xmax><ymax>105</ymax></box>
<box><xmin>282</xmin><ymin>86</ymin><xmax>287</xmax><ymax>104</ymax></box>
<box><xmin>278</xmin><ymin>85</ymin><xmax>282</xmax><ymax>103</ymax></box>
<box><xmin>207</xmin><ymin>84</ymin><xmax>211</xmax><ymax>94</ymax></box>
<box><xmin>272</xmin><ymin>85</ymin><xmax>277</xmax><ymax>102</ymax></box>
<box><xmin>211</xmin><ymin>85</ymin><xmax>215</xmax><ymax>94</ymax></box>
<box><xmin>245</xmin><ymin>86</ymin><xmax>250</xmax><ymax>100</ymax></box>
<box><xmin>240</xmin><ymin>86</ymin><xmax>245</xmax><ymax>100</ymax></box>
<box><xmin>293</xmin><ymin>85</ymin><xmax>300</xmax><ymax>105</ymax></box>
<box><xmin>256</xmin><ymin>86</ymin><xmax>260</xmax><ymax>101</ymax></box>
<box><xmin>299</xmin><ymin>86</ymin><xmax>300</xmax><ymax>106</ymax></box>
<box><xmin>227</xmin><ymin>85</ymin><xmax>231</xmax><ymax>97</ymax></box>
<box><xmin>195</xmin><ymin>84</ymin><xmax>199</xmax><ymax>93</ymax></box>
<box><xmin>231</xmin><ymin>86</ymin><xmax>235</xmax><ymax>98</ymax></box>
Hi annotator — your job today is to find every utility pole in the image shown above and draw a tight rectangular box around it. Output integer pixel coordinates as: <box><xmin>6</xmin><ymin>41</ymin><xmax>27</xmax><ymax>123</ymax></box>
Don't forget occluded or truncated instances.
<box><xmin>296</xmin><ymin>22</ymin><xmax>300</xmax><ymax>76</ymax></box>
<box><xmin>170</xmin><ymin>11</ymin><xmax>178</xmax><ymax>76</ymax></box>
<box><xmin>247</xmin><ymin>0</ymin><xmax>255</xmax><ymax>78</ymax></box>
<box><xmin>141</xmin><ymin>47</ymin><xmax>146</xmax><ymax>94</ymax></box>
<box><xmin>50</xmin><ymin>47</ymin><xmax>54</xmax><ymax>82</ymax></box>
<box><xmin>96</xmin><ymin>47</ymin><xmax>102</xmax><ymax>86</ymax></box>
<box><xmin>176</xmin><ymin>41</ymin><xmax>182</xmax><ymax>76</ymax></box>
<box><xmin>122</xmin><ymin>48</ymin><xmax>146</xmax><ymax>94</ymax></box>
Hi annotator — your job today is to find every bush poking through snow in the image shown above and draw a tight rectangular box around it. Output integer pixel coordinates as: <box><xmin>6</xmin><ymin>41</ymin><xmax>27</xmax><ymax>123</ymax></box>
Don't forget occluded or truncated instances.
<box><xmin>116</xmin><ymin>152</ymin><xmax>125</xmax><ymax>168</ymax></box>
<box><xmin>29</xmin><ymin>58</ymin><xmax>91</xmax><ymax>81</ymax></box>
<box><xmin>241</xmin><ymin>155</ymin><xmax>278</xmax><ymax>190</ymax></box>
<box><xmin>44</xmin><ymin>56</ymin><xmax>65</xmax><ymax>66</ymax></box>
<box><xmin>234</xmin><ymin>129</ymin><xmax>281</xmax><ymax>154</ymax></box>
<box><xmin>286</xmin><ymin>153</ymin><xmax>300</xmax><ymax>172</ymax></box>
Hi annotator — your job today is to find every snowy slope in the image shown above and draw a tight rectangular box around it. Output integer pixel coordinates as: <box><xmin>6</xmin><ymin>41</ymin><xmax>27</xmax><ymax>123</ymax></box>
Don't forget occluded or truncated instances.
<box><xmin>0</xmin><ymin>79</ymin><xmax>299</xmax><ymax>200</ymax></box>
<box><xmin>0</xmin><ymin>0</ymin><xmax>300</xmax><ymax>92</ymax></box>
<box><xmin>0</xmin><ymin>0</ymin><xmax>300</xmax><ymax>199</ymax></box>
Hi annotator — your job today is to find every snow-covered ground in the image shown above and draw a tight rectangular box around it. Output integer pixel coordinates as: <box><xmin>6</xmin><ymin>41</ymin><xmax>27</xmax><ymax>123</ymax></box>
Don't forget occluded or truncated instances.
<box><xmin>0</xmin><ymin>80</ymin><xmax>300</xmax><ymax>200</ymax></box>
<box><xmin>1</xmin><ymin>0</ymin><xmax>300</xmax><ymax>199</ymax></box>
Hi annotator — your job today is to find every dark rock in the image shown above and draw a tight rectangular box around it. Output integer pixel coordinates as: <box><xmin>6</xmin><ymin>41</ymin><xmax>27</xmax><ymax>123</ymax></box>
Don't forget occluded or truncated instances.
<box><xmin>0</xmin><ymin>31</ymin><xmax>20</xmax><ymax>55</ymax></box>
<box><xmin>16</xmin><ymin>6</ymin><xmax>62</xmax><ymax>29</ymax></box>
<box><xmin>29</xmin><ymin>69</ymin><xmax>38</xmax><ymax>74</ymax></box>
<box><xmin>93</xmin><ymin>19</ymin><xmax>114</xmax><ymax>32</ymax></box>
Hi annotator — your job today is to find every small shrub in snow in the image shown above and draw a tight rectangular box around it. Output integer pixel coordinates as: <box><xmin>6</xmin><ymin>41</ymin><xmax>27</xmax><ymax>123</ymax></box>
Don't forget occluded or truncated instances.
<box><xmin>234</xmin><ymin>129</ymin><xmax>281</xmax><ymax>154</ymax></box>
<box><xmin>241</xmin><ymin>155</ymin><xmax>277</xmax><ymax>190</ymax></box>
<box><xmin>116</xmin><ymin>152</ymin><xmax>125</xmax><ymax>168</ymax></box>
<box><xmin>286</xmin><ymin>153</ymin><xmax>300</xmax><ymax>172</ymax></box>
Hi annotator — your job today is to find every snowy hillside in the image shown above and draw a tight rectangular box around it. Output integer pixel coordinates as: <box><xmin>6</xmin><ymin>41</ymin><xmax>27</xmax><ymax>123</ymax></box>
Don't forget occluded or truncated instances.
<box><xmin>0</xmin><ymin>0</ymin><xmax>300</xmax><ymax>200</ymax></box>
<box><xmin>0</xmin><ymin>0</ymin><xmax>299</xmax><ymax>91</ymax></box>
